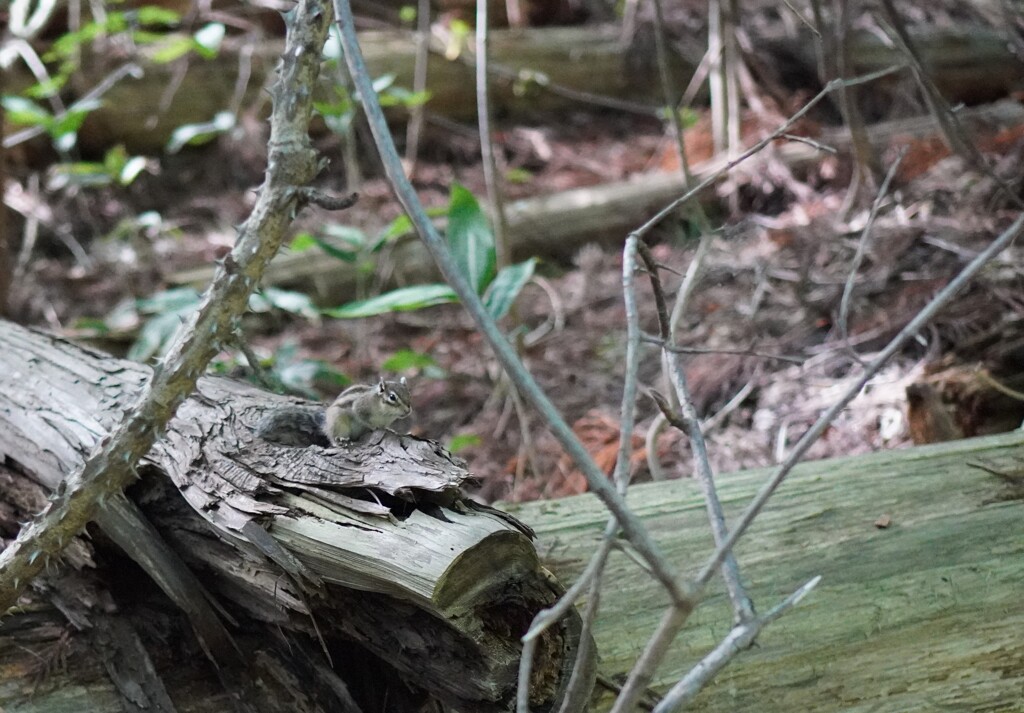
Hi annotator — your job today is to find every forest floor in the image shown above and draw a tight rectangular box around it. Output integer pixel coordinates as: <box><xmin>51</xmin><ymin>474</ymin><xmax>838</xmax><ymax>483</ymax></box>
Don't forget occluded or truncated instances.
<box><xmin>13</xmin><ymin>95</ymin><xmax>1024</xmax><ymax>504</ymax></box>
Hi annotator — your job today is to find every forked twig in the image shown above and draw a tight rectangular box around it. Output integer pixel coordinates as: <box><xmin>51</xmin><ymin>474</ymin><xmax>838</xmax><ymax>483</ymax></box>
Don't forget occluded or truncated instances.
<box><xmin>653</xmin><ymin>576</ymin><xmax>822</xmax><ymax>713</ymax></box>
<box><xmin>837</xmin><ymin>146</ymin><xmax>906</xmax><ymax>362</ymax></box>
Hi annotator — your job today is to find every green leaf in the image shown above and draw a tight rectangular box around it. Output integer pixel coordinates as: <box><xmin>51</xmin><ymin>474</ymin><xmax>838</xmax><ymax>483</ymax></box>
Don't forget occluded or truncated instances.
<box><xmin>446</xmin><ymin>184</ymin><xmax>496</xmax><ymax>295</ymax></box>
<box><xmin>52</xmin><ymin>99</ymin><xmax>102</xmax><ymax>138</ymax></box>
<box><xmin>137</xmin><ymin>287</ymin><xmax>201</xmax><ymax>314</ymax></box>
<box><xmin>47</xmin><ymin>161</ymin><xmax>112</xmax><ymax>190</ymax></box>
<box><xmin>2</xmin><ymin>96</ymin><xmax>53</xmax><ymax>128</ymax></box>
<box><xmin>447</xmin><ymin>433</ymin><xmax>482</xmax><ymax>453</ymax></box>
<box><xmin>135</xmin><ymin>6</ymin><xmax>182</xmax><ymax>25</ymax></box>
<box><xmin>505</xmin><ymin>167</ymin><xmax>533</xmax><ymax>184</ymax></box>
<box><xmin>166</xmin><ymin>111</ymin><xmax>235</xmax><ymax>153</ymax></box>
<box><xmin>382</xmin><ymin>349</ymin><xmax>438</xmax><ymax>372</ymax></box>
<box><xmin>482</xmin><ymin>258</ymin><xmax>536</xmax><ymax>320</ymax></box>
<box><xmin>321</xmin><ymin>223</ymin><xmax>369</xmax><ymax>249</ymax></box>
<box><xmin>24</xmin><ymin>76</ymin><xmax>68</xmax><ymax>99</ymax></box>
<box><xmin>192</xmin><ymin>23</ymin><xmax>225</xmax><ymax>57</ymax></box>
<box><xmin>104</xmin><ymin>297</ymin><xmax>141</xmax><ymax>332</ymax></box>
<box><xmin>150</xmin><ymin>35</ymin><xmax>197</xmax><ymax>63</ymax></box>
<box><xmin>289</xmin><ymin>233</ymin><xmax>319</xmax><ymax>253</ymax></box>
<box><xmin>129</xmin><ymin>311</ymin><xmax>184</xmax><ymax>361</ymax></box>
<box><xmin>259</xmin><ymin>287</ymin><xmax>320</xmax><ymax>320</ymax></box>
<box><xmin>375</xmin><ymin>205</ymin><xmax>447</xmax><ymax>246</ymax></box>
<box><xmin>325</xmin><ymin>284</ymin><xmax>458</xmax><ymax>318</ymax></box>
<box><xmin>119</xmin><ymin>156</ymin><xmax>149</xmax><ymax>185</ymax></box>
<box><xmin>300</xmin><ymin>233</ymin><xmax>360</xmax><ymax>263</ymax></box>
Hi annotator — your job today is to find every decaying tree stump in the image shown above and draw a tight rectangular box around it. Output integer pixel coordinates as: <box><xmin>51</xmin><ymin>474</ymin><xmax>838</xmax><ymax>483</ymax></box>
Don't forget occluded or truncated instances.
<box><xmin>0</xmin><ymin>321</ymin><xmax>592</xmax><ymax>712</ymax></box>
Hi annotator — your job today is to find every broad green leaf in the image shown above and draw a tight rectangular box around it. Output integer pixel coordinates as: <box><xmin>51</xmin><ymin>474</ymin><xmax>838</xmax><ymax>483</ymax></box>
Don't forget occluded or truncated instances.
<box><xmin>129</xmin><ymin>311</ymin><xmax>184</xmax><ymax>361</ymax></box>
<box><xmin>151</xmin><ymin>35</ymin><xmax>196</xmax><ymax>63</ymax></box>
<box><xmin>24</xmin><ymin>76</ymin><xmax>68</xmax><ymax>99</ymax></box>
<box><xmin>375</xmin><ymin>205</ymin><xmax>447</xmax><ymax>246</ymax></box>
<box><xmin>446</xmin><ymin>184</ymin><xmax>496</xmax><ymax>295</ymax></box>
<box><xmin>137</xmin><ymin>286</ymin><xmax>201</xmax><ymax>314</ymax></box>
<box><xmin>103</xmin><ymin>145</ymin><xmax>129</xmax><ymax>174</ymax></box>
<box><xmin>166</xmin><ymin>111</ymin><xmax>235</xmax><ymax>153</ymax></box>
<box><xmin>119</xmin><ymin>156</ymin><xmax>149</xmax><ymax>185</ymax></box>
<box><xmin>325</xmin><ymin>284</ymin><xmax>457</xmax><ymax>318</ymax></box>
<box><xmin>192</xmin><ymin>23</ymin><xmax>225</xmax><ymax>57</ymax></box>
<box><xmin>303</xmin><ymin>234</ymin><xmax>359</xmax><ymax>263</ymax></box>
<box><xmin>258</xmin><ymin>287</ymin><xmax>320</xmax><ymax>320</ymax></box>
<box><xmin>135</xmin><ymin>6</ymin><xmax>182</xmax><ymax>25</ymax></box>
<box><xmin>482</xmin><ymin>258</ymin><xmax>536</xmax><ymax>320</ymax></box>
<box><xmin>321</xmin><ymin>223</ymin><xmax>369</xmax><ymax>250</ymax></box>
<box><xmin>289</xmin><ymin>233</ymin><xmax>319</xmax><ymax>252</ymax></box>
<box><xmin>447</xmin><ymin>433</ymin><xmax>482</xmax><ymax>453</ymax></box>
<box><xmin>2</xmin><ymin>96</ymin><xmax>53</xmax><ymax>128</ymax></box>
<box><xmin>47</xmin><ymin>162</ymin><xmax>112</xmax><ymax>190</ymax></box>
<box><xmin>505</xmin><ymin>167</ymin><xmax>533</xmax><ymax>184</ymax></box>
<box><xmin>382</xmin><ymin>349</ymin><xmax>438</xmax><ymax>372</ymax></box>
<box><xmin>54</xmin><ymin>131</ymin><xmax>78</xmax><ymax>152</ymax></box>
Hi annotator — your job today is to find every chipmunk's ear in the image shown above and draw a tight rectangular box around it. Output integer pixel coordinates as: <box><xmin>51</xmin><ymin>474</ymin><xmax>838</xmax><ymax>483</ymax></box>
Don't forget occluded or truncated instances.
<box><xmin>377</xmin><ymin>377</ymin><xmax>386</xmax><ymax>392</ymax></box>
<box><xmin>400</xmin><ymin>376</ymin><xmax>407</xmax><ymax>387</ymax></box>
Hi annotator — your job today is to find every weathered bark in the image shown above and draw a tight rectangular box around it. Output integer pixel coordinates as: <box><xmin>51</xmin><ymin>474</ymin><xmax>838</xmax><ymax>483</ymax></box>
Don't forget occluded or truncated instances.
<box><xmin>172</xmin><ymin>99</ymin><xmax>1024</xmax><ymax>306</ymax></box>
<box><xmin>0</xmin><ymin>321</ymin><xmax>592</xmax><ymax>712</ymax></box>
<box><xmin>506</xmin><ymin>430</ymin><xmax>1024</xmax><ymax>711</ymax></box>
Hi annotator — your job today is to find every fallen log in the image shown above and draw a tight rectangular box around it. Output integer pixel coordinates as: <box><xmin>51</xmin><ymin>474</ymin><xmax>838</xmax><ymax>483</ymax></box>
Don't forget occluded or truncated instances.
<box><xmin>6</xmin><ymin>24</ymin><xmax>1018</xmax><ymax>155</ymax></box>
<box><xmin>172</xmin><ymin>99</ymin><xmax>1024</xmax><ymax>306</ymax></box>
<box><xmin>505</xmin><ymin>429</ymin><xmax>1024</xmax><ymax>711</ymax></box>
<box><xmin>0</xmin><ymin>320</ymin><xmax>591</xmax><ymax>712</ymax></box>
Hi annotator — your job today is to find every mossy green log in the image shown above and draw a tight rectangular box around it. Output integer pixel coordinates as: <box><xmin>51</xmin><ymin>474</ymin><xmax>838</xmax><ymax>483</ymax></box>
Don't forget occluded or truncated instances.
<box><xmin>506</xmin><ymin>431</ymin><xmax>1024</xmax><ymax>712</ymax></box>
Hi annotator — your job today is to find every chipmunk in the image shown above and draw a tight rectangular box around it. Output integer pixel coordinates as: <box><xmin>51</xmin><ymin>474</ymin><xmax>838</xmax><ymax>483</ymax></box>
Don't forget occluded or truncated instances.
<box><xmin>324</xmin><ymin>377</ymin><xmax>412</xmax><ymax>444</ymax></box>
<box><xmin>256</xmin><ymin>377</ymin><xmax>412</xmax><ymax>447</ymax></box>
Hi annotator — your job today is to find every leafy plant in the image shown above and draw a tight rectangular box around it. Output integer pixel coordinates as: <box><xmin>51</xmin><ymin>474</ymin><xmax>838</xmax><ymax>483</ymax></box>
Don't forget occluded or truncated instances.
<box><xmin>382</xmin><ymin>349</ymin><xmax>445</xmax><ymax>379</ymax></box>
<box><xmin>114</xmin><ymin>285</ymin><xmax>320</xmax><ymax>361</ymax></box>
<box><xmin>2</xmin><ymin>6</ymin><xmax>225</xmax><ymax>154</ymax></box>
<box><xmin>46</xmin><ymin>144</ymin><xmax>150</xmax><ymax>189</ymax></box>
<box><xmin>314</xmin><ymin>74</ymin><xmax>430</xmax><ymax>139</ymax></box>
<box><xmin>447</xmin><ymin>433</ymin><xmax>483</xmax><ymax>453</ymax></box>
<box><xmin>318</xmin><ymin>25</ymin><xmax>430</xmax><ymax>140</ymax></box>
<box><xmin>323</xmin><ymin>184</ymin><xmax>536</xmax><ymax>322</ymax></box>
<box><xmin>215</xmin><ymin>340</ymin><xmax>348</xmax><ymax>399</ymax></box>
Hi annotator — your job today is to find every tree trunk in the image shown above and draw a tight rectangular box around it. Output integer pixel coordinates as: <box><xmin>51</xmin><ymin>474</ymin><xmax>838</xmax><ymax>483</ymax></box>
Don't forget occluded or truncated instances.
<box><xmin>0</xmin><ymin>321</ymin><xmax>592</xmax><ymax>713</ymax></box>
<box><xmin>506</xmin><ymin>429</ymin><xmax>1024</xmax><ymax>711</ymax></box>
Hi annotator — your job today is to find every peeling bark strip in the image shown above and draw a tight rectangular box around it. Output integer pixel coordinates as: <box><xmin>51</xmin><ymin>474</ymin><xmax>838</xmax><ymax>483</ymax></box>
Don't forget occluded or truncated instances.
<box><xmin>0</xmin><ymin>321</ymin><xmax>593</xmax><ymax>712</ymax></box>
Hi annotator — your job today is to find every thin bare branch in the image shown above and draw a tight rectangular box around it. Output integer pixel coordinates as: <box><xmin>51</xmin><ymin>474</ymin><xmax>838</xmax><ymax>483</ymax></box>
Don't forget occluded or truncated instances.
<box><xmin>403</xmin><ymin>0</ymin><xmax>431</xmax><ymax>171</ymax></box>
<box><xmin>609</xmin><ymin>603</ymin><xmax>691</xmax><ymax>713</ymax></box>
<box><xmin>653</xmin><ymin>576</ymin><xmax>822</xmax><ymax>712</ymax></box>
<box><xmin>837</xmin><ymin>147</ymin><xmax>905</xmax><ymax>362</ymax></box>
<box><xmin>781</xmin><ymin>132</ymin><xmax>837</xmax><ymax>153</ymax></box>
<box><xmin>519</xmin><ymin>236</ymin><xmax>650</xmax><ymax>710</ymax></box>
<box><xmin>475</xmin><ymin>0</ymin><xmax>511</xmax><ymax>270</ymax></box>
<box><xmin>640</xmin><ymin>334</ymin><xmax>803</xmax><ymax>364</ymax></box>
<box><xmin>779</xmin><ymin>0</ymin><xmax>821</xmax><ymax>36</ymax></box>
<box><xmin>637</xmin><ymin>244</ymin><xmax>754</xmax><ymax>623</ymax></box>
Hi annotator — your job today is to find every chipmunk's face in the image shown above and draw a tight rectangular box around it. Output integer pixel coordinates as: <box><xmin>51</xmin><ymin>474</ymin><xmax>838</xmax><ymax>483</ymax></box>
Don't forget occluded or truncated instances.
<box><xmin>377</xmin><ymin>377</ymin><xmax>412</xmax><ymax>416</ymax></box>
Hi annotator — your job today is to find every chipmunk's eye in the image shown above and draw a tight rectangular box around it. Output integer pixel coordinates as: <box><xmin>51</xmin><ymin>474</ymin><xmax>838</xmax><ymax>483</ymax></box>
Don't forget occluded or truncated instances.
<box><xmin>387</xmin><ymin>393</ymin><xmax>397</xmax><ymax>402</ymax></box>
